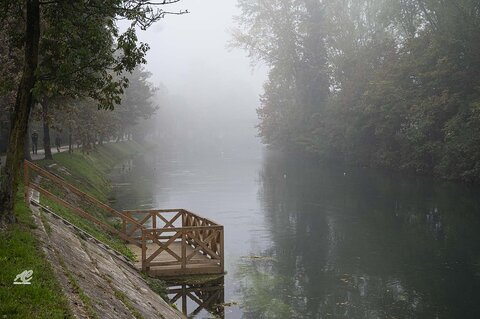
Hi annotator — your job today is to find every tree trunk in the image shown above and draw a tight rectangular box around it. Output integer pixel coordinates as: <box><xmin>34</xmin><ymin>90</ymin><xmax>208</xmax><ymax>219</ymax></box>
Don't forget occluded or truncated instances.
<box><xmin>0</xmin><ymin>0</ymin><xmax>40</xmax><ymax>226</ymax></box>
<box><xmin>24</xmin><ymin>108</ymin><xmax>33</xmax><ymax>161</ymax></box>
<box><xmin>42</xmin><ymin>101</ymin><xmax>52</xmax><ymax>160</ymax></box>
<box><xmin>24</xmin><ymin>128</ymin><xmax>32</xmax><ymax>161</ymax></box>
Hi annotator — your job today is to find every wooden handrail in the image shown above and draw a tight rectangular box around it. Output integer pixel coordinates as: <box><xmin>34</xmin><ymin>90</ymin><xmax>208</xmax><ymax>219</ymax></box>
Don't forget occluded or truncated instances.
<box><xmin>28</xmin><ymin>183</ymin><xmax>136</xmax><ymax>244</ymax></box>
<box><xmin>124</xmin><ymin>209</ymin><xmax>221</xmax><ymax>227</ymax></box>
<box><xmin>25</xmin><ymin>161</ymin><xmax>142</xmax><ymax>227</ymax></box>
<box><xmin>124</xmin><ymin>209</ymin><xmax>184</xmax><ymax>214</ymax></box>
<box><xmin>182</xmin><ymin>209</ymin><xmax>221</xmax><ymax>227</ymax></box>
<box><xmin>24</xmin><ymin>160</ymin><xmax>143</xmax><ymax>245</ymax></box>
<box><xmin>142</xmin><ymin>225</ymin><xmax>223</xmax><ymax>233</ymax></box>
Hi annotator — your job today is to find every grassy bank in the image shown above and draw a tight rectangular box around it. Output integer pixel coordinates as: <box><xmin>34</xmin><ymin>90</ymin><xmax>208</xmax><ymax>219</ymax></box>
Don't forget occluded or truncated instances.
<box><xmin>0</xmin><ymin>141</ymin><xmax>160</xmax><ymax>318</ymax></box>
<box><xmin>36</xmin><ymin>141</ymin><xmax>145</xmax><ymax>259</ymax></box>
<box><xmin>39</xmin><ymin>141</ymin><xmax>145</xmax><ymax>201</ymax></box>
<box><xmin>0</xmin><ymin>186</ymin><xmax>73</xmax><ymax>318</ymax></box>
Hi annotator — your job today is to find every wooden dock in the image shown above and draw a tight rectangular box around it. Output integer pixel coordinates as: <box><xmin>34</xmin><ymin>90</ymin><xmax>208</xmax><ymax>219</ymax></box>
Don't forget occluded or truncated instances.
<box><xmin>24</xmin><ymin>160</ymin><xmax>224</xmax><ymax>278</ymax></box>
<box><xmin>128</xmin><ymin>242</ymin><xmax>223</xmax><ymax>276</ymax></box>
<box><xmin>123</xmin><ymin>209</ymin><xmax>224</xmax><ymax>277</ymax></box>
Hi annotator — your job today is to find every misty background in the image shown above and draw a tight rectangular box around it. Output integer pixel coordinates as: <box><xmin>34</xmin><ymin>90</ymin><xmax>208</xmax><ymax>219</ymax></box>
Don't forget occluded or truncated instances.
<box><xmin>129</xmin><ymin>0</ymin><xmax>267</xmax><ymax>157</ymax></box>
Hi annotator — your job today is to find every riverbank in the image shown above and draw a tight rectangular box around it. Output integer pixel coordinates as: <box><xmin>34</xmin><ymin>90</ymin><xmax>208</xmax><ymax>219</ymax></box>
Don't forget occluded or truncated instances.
<box><xmin>1</xmin><ymin>141</ymin><xmax>183</xmax><ymax>318</ymax></box>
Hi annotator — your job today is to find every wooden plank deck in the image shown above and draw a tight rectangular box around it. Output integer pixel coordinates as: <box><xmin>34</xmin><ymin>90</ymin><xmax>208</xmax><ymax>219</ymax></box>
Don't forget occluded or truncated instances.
<box><xmin>128</xmin><ymin>242</ymin><xmax>223</xmax><ymax>277</ymax></box>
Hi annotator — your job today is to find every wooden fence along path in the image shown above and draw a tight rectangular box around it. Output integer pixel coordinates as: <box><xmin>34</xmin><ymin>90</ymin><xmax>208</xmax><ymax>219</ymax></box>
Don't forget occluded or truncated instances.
<box><xmin>24</xmin><ymin>160</ymin><xmax>224</xmax><ymax>277</ymax></box>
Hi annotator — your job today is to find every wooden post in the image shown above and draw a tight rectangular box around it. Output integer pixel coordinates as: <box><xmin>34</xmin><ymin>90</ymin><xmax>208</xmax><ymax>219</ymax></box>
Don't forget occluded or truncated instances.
<box><xmin>121</xmin><ymin>214</ymin><xmax>127</xmax><ymax>235</ymax></box>
<box><xmin>152</xmin><ymin>212</ymin><xmax>157</xmax><ymax>229</ymax></box>
<box><xmin>24</xmin><ymin>161</ymin><xmax>29</xmax><ymax>204</ymax></box>
<box><xmin>142</xmin><ymin>230</ymin><xmax>147</xmax><ymax>272</ymax></box>
<box><xmin>182</xmin><ymin>285</ymin><xmax>187</xmax><ymax>314</ymax></box>
<box><xmin>220</xmin><ymin>227</ymin><xmax>224</xmax><ymax>273</ymax></box>
<box><xmin>181</xmin><ymin>229</ymin><xmax>186</xmax><ymax>271</ymax></box>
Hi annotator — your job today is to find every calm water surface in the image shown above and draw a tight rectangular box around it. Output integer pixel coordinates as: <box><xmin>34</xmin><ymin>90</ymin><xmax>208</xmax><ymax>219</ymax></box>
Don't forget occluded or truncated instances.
<box><xmin>110</xmin><ymin>148</ymin><xmax>480</xmax><ymax>318</ymax></box>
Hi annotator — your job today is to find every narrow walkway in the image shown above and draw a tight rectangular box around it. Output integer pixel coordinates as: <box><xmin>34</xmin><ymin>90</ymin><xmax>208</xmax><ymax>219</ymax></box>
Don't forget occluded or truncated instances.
<box><xmin>1</xmin><ymin>139</ymin><xmax>119</xmax><ymax>167</ymax></box>
<box><xmin>1</xmin><ymin>145</ymin><xmax>71</xmax><ymax>168</ymax></box>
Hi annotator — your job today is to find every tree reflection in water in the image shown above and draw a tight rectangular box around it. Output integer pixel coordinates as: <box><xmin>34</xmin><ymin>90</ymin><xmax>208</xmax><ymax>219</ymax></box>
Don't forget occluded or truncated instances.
<box><xmin>235</xmin><ymin>151</ymin><xmax>480</xmax><ymax>318</ymax></box>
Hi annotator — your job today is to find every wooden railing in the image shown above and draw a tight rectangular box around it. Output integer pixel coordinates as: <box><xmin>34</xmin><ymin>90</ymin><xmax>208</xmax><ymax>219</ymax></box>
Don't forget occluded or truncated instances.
<box><xmin>24</xmin><ymin>160</ymin><xmax>143</xmax><ymax>245</ymax></box>
<box><xmin>121</xmin><ymin>209</ymin><xmax>184</xmax><ymax>241</ymax></box>
<box><xmin>24</xmin><ymin>160</ymin><xmax>225</xmax><ymax>277</ymax></box>
<box><xmin>124</xmin><ymin>209</ymin><xmax>224</xmax><ymax>275</ymax></box>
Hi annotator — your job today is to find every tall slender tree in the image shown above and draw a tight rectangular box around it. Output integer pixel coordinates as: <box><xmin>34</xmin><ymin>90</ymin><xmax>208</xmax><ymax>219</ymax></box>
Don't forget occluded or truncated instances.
<box><xmin>0</xmin><ymin>0</ymin><xmax>40</xmax><ymax>226</ymax></box>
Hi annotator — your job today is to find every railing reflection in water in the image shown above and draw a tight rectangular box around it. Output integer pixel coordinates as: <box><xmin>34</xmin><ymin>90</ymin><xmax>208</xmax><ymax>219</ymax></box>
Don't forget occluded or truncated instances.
<box><xmin>166</xmin><ymin>277</ymin><xmax>225</xmax><ymax>319</ymax></box>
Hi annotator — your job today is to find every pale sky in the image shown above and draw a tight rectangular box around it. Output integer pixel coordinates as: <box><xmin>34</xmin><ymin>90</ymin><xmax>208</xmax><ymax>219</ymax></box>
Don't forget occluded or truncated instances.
<box><xmin>127</xmin><ymin>0</ymin><xmax>267</xmax><ymax>119</ymax></box>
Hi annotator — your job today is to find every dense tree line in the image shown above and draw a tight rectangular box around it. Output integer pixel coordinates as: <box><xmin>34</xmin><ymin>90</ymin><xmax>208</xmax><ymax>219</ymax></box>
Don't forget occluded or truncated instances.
<box><xmin>0</xmin><ymin>0</ymin><xmax>182</xmax><ymax>225</ymax></box>
<box><xmin>234</xmin><ymin>0</ymin><xmax>480</xmax><ymax>182</ymax></box>
<box><xmin>27</xmin><ymin>65</ymin><xmax>158</xmax><ymax>156</ymax></box>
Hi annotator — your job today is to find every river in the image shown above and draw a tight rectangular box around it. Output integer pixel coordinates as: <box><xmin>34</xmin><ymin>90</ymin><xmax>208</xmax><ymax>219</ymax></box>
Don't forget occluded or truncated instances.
<box><xmin>109</xmin><ymin>146</ymin><xmax>480</xmax><ymax>319</ymax></box>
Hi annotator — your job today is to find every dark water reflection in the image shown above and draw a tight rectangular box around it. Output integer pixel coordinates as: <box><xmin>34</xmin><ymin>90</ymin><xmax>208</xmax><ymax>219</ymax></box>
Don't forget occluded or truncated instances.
<box><xmin>110</xmin><ymin>149</ymin><xmax>480</xmax><ymax>318</ymax></box>
<box><xmin>165</xmin><ymin>277</ymin><xmax>225</xmax><ymax>318</ymax></box>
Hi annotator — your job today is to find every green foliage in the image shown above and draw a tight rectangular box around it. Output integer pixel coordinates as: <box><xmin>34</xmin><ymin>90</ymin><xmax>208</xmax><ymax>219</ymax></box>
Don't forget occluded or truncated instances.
<box><xmin>39</xmin><ymin>141</ymin><xmax>144</xmax><ymax>200</ymax></box>
<box><xmin>234</xmin><ymin>0</ymin><xmax>330</xmax><ymax>149</ymax></box>
<box><xmin>0</xmin><ymin>186</ymin><xmax>73</xmax><ymax>318</ymax></box>
<box><xmin>235</xmin><ymin>0</ymin><xmax>480</xmax><ymax>182</ymax></box>
<box><xmin>0</xmin><ymin>0</ymin><xmax>178</xmax><ymax>111</ymax></box>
